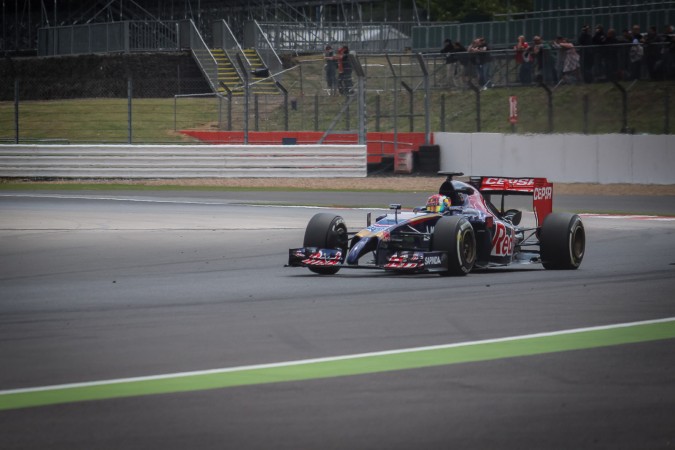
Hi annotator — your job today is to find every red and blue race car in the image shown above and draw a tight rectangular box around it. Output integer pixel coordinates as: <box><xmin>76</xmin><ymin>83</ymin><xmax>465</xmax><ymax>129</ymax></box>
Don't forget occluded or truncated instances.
<box><xmin>287</xmin><ymin>172</ymin><xmax>585</xmax><ymax>276</ymax></box>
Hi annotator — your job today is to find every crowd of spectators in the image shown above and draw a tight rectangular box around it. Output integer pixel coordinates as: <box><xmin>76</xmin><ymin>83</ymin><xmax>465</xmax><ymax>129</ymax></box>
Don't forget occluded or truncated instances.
<box><xmin>440</xmin><ymin>23</ymin><xmax>675</xmax><ymax>88</ymax></box>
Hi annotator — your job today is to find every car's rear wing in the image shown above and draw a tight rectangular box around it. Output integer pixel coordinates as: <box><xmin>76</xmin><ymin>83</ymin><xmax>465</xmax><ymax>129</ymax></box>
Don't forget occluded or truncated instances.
<box><xmin>469</xmin><ymin>176</ymin><xmax>553</xmax><ymax>227</ymax></box>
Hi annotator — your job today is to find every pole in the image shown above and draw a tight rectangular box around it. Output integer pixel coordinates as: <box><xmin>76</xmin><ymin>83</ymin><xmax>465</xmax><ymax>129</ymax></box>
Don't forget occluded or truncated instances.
<box><xmin>468</xmin><ymin>81</ymin><xmax>481</xmax><ymax>132</ymax></box>
<box><xmin>220</xmin><ymin>82</ymin><xmax>233</xmax><ymax>132</ymax></box>
<box><xmin>235</xmin><ymin>54</ymin><xmax>249</xmax><ymax>144</ymax></box>
<box><xmin>440</xmin><ymin>94</ymin><xmax>445</xmax><ymax>133</ymax></box>
<box><xmin>127</xmin><ymin>77</ymin><xmax>132</xmax><ymax>144</ymax></box>
<box><xmin>401</xmin><ymin>81</ymin><xmax>413</xmax><ymax>132</ymax></box>
<box><xmin>349</xmin><ymin>54</ymin><xmax>367</xmax><ymax>145</ymax></box>
<box><xmin>218</xmin><ymin>95</ymin><xmax>223</xmax><ymax>130</ymax></box>
<box><xmin>538</xmin><ymin>80</ymin><xmax>553</xmax><ymax>133</ymax></box>
<box><xmin>583</xmin><ymin>94</ymin><xmax>589</xmax><ymax>135</ymax></box>
<box><xmin>665</xmin><ymin>90</ymin><xmax>671</xmax><ymax>135</ymax></box>
<box><xmin>314</xmin><ymin>94</ymin><xmax>319</xmax><ymax>132</ymax></box>
<box><xmin>375</xmin><ymin>95</ymin><xmax>381</xmax><ymax>132</ymax></box>
<box><xmin>612</xmin><ymin>80</ymin><xmax>628</xmax><ymax>133</ymax></box>
<box><xmin>416</xmin><ymin>53</ymin><xmax>430</xmax><ymax>145</ymax></box>
<box><xmin>14</xmin><ymin>79</ymin><xmax>19</xmax><ymax>144</ymax></box>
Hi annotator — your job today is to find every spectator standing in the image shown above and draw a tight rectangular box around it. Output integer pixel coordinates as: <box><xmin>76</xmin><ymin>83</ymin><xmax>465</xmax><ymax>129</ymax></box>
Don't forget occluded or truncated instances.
<box><xmin>337</xmin><ymin>44</ymin><xmax>353</xmax><ymax>95</ymax></box>
<box><xmin>603</xmin><ymin>28</ymin><xmax>621</xmax><ymax>81</ymax></box>
<box><xmin>629</xmin><ymin>35</ymin><xmax>645</xmax><ymax>80</ymax></box>
<box><xmin>440</xmin><ymin>38</ymin><xmax>459</xmax><ymax>87</ymax></box>
<box><xmin>578</xmin><ymin>25</ymin><xmax>594</xmax><ymax>83</ymax></box>
<box><xmin>592</xmin><ymin>25</ymin><xmax>607</xmax><ymax>80</ymax></box>
<box><xmin>532</xmin><ymin>35</ymin><xmax>557</xmax><ymax>84</ymax></box>
<box><xmin>514</xmin><ymin>35</ymin><xmax>533</xmax><ymax>84</ymax></box>
<box><xmin>632</xmin><ymin>25</ymin><xmax>644</xmax><ymax>43</ymax></box>
<box><xmin>452</xmin><ymin>40</ymin><xmax>468</xmax><ymax>86</ymax></box>
<box><xmin>324</xmin><ymin>45</ymin><xmax>338</xmax><ymax>95</ymax></box>
<box><xmin>469</xmin><ymin>37</ymin><xmax>491</xmax><ymax>88</ymax></box>
<box><xmin>629</xmin><ymin>25</ymin><xmax>645</xmax><ymax>80</ymax></box>
<box><xmin>618</xmin><ymin>29</ymin><xmax>633</xmax><ymax>80</ymax></box>
<box><xmin>553</xmin><ymin>36</ymin><xmax>581</xmax><ymax>84</ymax></box>
<box><xmin>644</xmin><ymin>26</ymin><xmax>664</xmax><ymax>80</ymax></box>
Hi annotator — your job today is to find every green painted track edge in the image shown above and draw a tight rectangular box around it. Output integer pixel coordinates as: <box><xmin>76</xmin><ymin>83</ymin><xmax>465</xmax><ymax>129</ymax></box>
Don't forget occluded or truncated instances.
<box><xmin>1</xmin><ymin>320</ymin><xmax>674</xmax><ymax>411</ymax></box>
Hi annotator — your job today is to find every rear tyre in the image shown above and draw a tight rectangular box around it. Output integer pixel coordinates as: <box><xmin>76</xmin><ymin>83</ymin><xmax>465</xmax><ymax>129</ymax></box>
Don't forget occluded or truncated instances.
<box><xmin>303</xmin><ymin>213</ymin><xmax>348</xmax><ymax>275</ymax></box>
<box><xmin>431</xmin><ymin>216</ymin><xmax>476</xmax><ymax>276</ymax></box>
<box><xmin>540</xmin><ymin>213</ymin><xmax>585</xmax><ymax>270</ymax></box>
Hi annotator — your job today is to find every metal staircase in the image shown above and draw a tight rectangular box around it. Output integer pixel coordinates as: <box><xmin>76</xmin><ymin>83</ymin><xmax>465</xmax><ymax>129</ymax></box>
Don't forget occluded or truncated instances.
<box><xmin>242</xmin><ymin>48</ymin><xmax>281</xmax><ymax>95</ymax></box>
<box><xmin>185</xmin><ymin>19</ymin><xmax>282</xmax><ymax>97</ymax></box>
<box><xmin>211</xmin><ymin>48</ymin><xmax>242</xmax><ymax>95</ymax></box>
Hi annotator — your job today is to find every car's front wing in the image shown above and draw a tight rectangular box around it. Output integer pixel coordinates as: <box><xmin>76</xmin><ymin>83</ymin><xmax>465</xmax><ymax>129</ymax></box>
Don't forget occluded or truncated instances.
<box><xmin>287</xmin><ymin>247</ymin><xmax>449</xmax><ymax>273</ymax></box>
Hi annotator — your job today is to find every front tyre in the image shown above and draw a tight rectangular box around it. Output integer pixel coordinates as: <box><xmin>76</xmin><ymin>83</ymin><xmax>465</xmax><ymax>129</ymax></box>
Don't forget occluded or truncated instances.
<box><xmin>431</xmin><ymin>216</ymin><xmax>476</xmax><ymax>276</ymax></box>
<box><xmin>540</xmin><ymin>213</ymin><xmax>585</xmax><ymax>270</ymax></box>
<box><xmin>303</xmin><ymin>213</ymin><xmax>348</xmax><ymax>275</ymax></box>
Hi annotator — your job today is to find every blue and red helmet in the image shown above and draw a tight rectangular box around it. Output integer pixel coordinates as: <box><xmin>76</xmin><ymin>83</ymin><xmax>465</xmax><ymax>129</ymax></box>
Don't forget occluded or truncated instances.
<box><xmin>426</xmin><ymin>194</ymin><xmax>451</xmax><ymax>213</ymax></box>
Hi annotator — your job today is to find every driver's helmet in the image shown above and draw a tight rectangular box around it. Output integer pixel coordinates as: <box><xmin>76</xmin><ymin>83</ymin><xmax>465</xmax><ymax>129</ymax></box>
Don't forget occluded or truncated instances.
<box><xmin>426</xmin><ymin>194</ymin><xmax>451</xmax><ymax>213</ymax></box>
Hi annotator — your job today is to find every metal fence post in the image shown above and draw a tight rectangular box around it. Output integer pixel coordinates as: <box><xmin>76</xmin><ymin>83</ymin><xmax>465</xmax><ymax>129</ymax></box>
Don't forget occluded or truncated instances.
<box><xmin>274</xmin><ymin>81</ymin><xmax>289</xmax><ymax>132</ymax></box>
<box><xmin>401</xmin><ymin>81</ymin><xmax>413</xmax><ymax>132</ymax></box>
<box><xmin>539</xmin><ymin>81</ymin><xmax>553</xmax><ymax>133</ymax></box>
<box><xmin>345</xmin><ymin>97</ymin><xmax>350</xmax><ymax>131</ymax></box>
<box><xmin>14</xmin><ymin>79</ymin><xmax>19</xmax><ymax>144</ymax></box>
<box><xmin>612</xmin><ymin>81</ymin><xmax>629</xmax><ymax>133</ymax></box>
<box><xmin>314</xmin><ymin>94</ymin><xmax>319</xmax><ymax>132</ymax></box>
<box><xmin>127</xmin><ymin>77</ymin><xmax>132</xmax><ymax>144</ymax></box>
<box><xmin>666</xmin><ymin>90</ymin><xmax>671</xmax><ymax>135</ymax></box>
<box><xmin>227</xmin><ymin>92</ymin><xmax>232</xmax><ymax>131</ymax></box>
<box><xmin>254</xmin><ymin>94</ymin><xmax>259</xmax><ymax>131</ymax></box>
<box><xmin>235</xmin><ymin>54</ymin><xmax>249</xmax><ymax>144</ymax></box>
<box><xmin>220</xmin><ymin>82</ymin><xmax>233</xmax><ymax>132</ymax></box>
<box><xmin>416</xmin><ymin>53</ymin><xmax>431</xmax><ymax>145</ymax></box>
<box><xmin>583</xmin><ymin>94</ymin><xmax>589</xmax><ymax>135</ymax></box>
<box><xmin>218</xmin><ymin>95</ymin><xmax>223</xmax><ymax>130</ymax></box>
<box><xmin>385</xmin><ymin>54</ymin><xmax>400</xmax><ymax>149</ymax></box>
<box><xmin>468</xmin><ymin>81</ymin><xmax>481</xmax><ymax>132</ymax></box>
<box><xmin>440</xmin><ymin>94</ymin><xmax>446</xmax><ymax>132</ymax></box>
<box><xmin>349</xmin><ymin>54</ymin><xmax>366</xmax><ymax>145</ymax></box>
<box><xmin>375</xmin><ymin>95</ymin><xmax>381</xmax><ymax>132</ymax></box>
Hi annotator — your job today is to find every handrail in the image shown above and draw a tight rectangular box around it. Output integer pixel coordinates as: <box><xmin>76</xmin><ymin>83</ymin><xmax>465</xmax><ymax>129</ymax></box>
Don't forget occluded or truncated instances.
<box><xmin>186</xmin><ymin>19</ymin><xmax>219</xmax><ymax>92</ymax></box>
<box><xmin>216</xmin><ymin>19</ymin><xmax>251</xmax><ymax>80</ymax></box>
<box><xmin>253</xmin><ymin>19</ymin><xmax>283</xmax><ymax>79</ymax></box>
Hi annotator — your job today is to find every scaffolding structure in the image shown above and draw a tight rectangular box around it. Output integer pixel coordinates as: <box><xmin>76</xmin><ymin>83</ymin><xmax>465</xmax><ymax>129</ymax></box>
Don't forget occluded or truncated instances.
<box><xmin>0</xmin><ymin>0</ymin><xmax>422</xmax><ymax>54</ymax></box>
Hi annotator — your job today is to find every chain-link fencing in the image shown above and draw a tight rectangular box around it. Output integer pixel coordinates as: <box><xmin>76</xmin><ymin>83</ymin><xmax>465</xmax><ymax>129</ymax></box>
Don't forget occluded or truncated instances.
<box><xmin>1</xmin><ymin>47</ymin><xmax>674</xmax><ymax>145</ymax></box>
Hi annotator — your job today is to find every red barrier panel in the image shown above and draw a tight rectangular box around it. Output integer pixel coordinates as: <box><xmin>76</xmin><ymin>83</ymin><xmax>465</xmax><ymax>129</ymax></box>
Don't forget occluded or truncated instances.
<box><xmin>180</xmin><ymin>131</ymin><xmax>432</xmax><ymax>164</ymax></box>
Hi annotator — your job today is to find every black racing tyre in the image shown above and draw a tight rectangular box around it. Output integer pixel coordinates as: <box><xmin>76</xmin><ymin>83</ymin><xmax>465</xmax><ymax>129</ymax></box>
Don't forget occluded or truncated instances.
<box><xmin>303</xmin><ymin>213</ymin><xmax>348</xmax><ymax>275</ymax></box>
<box><xmin>431</xmin><ymin>216</ymin><xmax>476</xmax><ymax>276</ymax></box>
<box><xmin>540</xmin><ymin>212</ymin><xmax>585</xmax><ymax>270</ymax></box>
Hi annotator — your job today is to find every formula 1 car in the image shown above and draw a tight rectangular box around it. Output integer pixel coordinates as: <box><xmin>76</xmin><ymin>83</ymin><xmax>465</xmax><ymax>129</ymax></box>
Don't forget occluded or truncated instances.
<box><xmin>287</xmin><ymin>172</ymin><xmax>585</xmax><ymax>275</ymax></box>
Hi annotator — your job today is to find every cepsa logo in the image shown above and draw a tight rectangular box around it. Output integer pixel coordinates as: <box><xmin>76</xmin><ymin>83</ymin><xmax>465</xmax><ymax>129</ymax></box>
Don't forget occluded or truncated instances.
<box><xmin>534</xmin><ymin>186</ymin><xmax>552</xmax><ymax>200</ymax></box>
<box><xmin>491</xmin><ymin>222</ymin><xmax>514</xmax><ymax>256</ymax></box>
<box><xmin>484</xmin><ymin>178</ymin><xmax>534</xmax><ymax>187</ymax></box>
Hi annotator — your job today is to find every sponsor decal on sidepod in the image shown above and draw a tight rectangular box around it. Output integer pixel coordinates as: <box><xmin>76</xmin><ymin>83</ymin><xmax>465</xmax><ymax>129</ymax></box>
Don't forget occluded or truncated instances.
<box><xmin>491</xmin><ymin>222</ymin><xmax>514</xmax><ymax>256</ymax></box>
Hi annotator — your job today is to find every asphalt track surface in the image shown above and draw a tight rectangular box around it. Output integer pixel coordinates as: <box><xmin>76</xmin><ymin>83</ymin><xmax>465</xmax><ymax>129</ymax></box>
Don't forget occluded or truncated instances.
<box><xmin>1</xmin><ymin>189</ymin><xmax>674</xmax><ymax>449</ymax></box>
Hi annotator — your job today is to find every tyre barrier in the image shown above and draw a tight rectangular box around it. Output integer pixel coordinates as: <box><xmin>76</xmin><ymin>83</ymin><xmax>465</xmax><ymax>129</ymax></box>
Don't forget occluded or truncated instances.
<box><xmin>0</xmin><ymin>144</ymin><xmax>368</xmax><ymax>178</ymax></box>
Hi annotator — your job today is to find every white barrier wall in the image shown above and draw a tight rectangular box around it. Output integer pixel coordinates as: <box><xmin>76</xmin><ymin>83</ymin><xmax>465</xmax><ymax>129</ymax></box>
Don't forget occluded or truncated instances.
<box><xmin>0</xmin><ymin>144</ymin><xmax>368</xmax><ymax>178</ymax></box>
<box><xmin>435</xmin><ymin>133</ymin><xmax>675</xmax><ymax>185</ymax></box>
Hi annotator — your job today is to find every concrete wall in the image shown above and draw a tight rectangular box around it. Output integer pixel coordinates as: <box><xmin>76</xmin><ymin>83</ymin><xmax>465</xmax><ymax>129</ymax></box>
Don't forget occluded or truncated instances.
<box><xmin>0</xmin><ymin>144</ymin><xmax>367</xmax><ymax>178</ymax></box>
<box><xmin>435</xmin><ymin>133</ymin><xmax>675</xmax><ymax>185</ymax></box>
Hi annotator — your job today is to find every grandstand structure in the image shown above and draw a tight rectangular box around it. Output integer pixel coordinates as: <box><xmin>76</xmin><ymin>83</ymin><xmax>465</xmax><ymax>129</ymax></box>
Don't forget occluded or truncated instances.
<box><xmin>0</xmin><ymin>0</ymin><xmax>420</xmax><ymax>54</ymax></box>
<box><xmin>1</xmin><ymin>0</ymin><xmax>422</xmax><ymax>96</ymax></box>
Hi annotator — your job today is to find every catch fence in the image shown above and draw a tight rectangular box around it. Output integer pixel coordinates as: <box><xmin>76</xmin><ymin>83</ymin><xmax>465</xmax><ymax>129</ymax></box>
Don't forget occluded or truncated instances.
<box><xmin>1</xmin><ymin>46</ymin><xmax>674</xmax><ymax>146</ymax></box>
